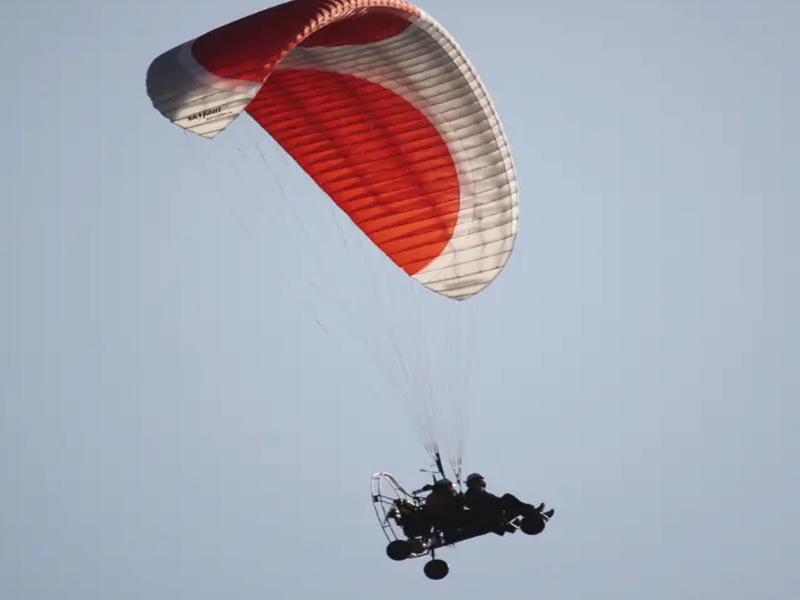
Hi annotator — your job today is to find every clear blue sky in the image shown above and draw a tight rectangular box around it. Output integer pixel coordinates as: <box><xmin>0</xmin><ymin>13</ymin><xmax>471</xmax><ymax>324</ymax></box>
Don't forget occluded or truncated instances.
<box><xmin>1</xmin><ymin>0</ymin><xmax>798</xmax><ymax>598</ymax></box>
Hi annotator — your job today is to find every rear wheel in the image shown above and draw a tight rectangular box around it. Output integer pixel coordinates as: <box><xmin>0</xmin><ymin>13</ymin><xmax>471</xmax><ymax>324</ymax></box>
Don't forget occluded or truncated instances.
<box><xmin>423</xmin><ymin>559</ymin><xmax>449</xmax><ymax>580</ymax></box>
<box><xmin>386</xmin><ymin>540</ymin><xmax>412</xmax><ymax>561</ymax></box>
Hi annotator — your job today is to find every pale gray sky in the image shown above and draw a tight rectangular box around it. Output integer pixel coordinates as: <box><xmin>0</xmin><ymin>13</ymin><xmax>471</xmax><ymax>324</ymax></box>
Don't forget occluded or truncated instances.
<box><xmin>1</xmin><ymin>0</ymin><xmax>798</xmax><ymax>598</ymax></box>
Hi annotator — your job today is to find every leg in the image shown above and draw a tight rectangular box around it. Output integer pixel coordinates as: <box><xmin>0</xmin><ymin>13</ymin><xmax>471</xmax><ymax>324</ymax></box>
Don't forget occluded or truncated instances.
<box><xmin>500</xmin><ymin>493</ymin><xmax>539</xmax><ymax>519</ymax></box>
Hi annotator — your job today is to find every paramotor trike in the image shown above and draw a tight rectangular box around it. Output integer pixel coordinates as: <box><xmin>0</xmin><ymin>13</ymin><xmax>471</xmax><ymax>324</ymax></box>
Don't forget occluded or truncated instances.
<box><xmin>371</xmin><ymin>471</ymin><xmax>550</xmax><ymax>580</ymax></box>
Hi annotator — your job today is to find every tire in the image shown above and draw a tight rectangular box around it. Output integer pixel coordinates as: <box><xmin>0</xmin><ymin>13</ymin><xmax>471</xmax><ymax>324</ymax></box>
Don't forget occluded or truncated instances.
<box><xmin>423</xmin><ymin>559</ymin><xmax>449</xmax><ymax>580</ymax></box>
<box><xmin>386</xmin><ymin>540</ymin><xmax>412</xmax><ymax>561</ymax></box>
<box><xmin>519</xmin><ymin>514</ymin><xmax>545</xmax><ymax>535</ymax></box>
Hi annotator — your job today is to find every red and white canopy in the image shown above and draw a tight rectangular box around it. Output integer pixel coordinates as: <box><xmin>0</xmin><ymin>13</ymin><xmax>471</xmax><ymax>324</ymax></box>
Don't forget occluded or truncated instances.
<box><xmin>147</xmin><ymin>0</ymin><xmax>518</xmax><ymax>300</ymax></box>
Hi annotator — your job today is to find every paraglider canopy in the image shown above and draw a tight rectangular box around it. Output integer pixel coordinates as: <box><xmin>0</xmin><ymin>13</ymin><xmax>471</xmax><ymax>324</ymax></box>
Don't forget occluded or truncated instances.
<box><xmin>146</xmin><ymin>0</ymin><xmax>519</xmax><ymax>300</ymax></box>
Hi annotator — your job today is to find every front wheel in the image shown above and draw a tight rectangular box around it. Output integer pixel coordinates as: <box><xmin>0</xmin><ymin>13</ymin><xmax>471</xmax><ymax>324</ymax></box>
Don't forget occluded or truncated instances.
<box><xmin>423</xmin><ymin>559</ymin><xmax>449</xmax><ymax>580</ymax></box>
<box><xmin>519</xmin><ymin>514</ymin><xmax>545</xmax><ymax>535</ymax></box>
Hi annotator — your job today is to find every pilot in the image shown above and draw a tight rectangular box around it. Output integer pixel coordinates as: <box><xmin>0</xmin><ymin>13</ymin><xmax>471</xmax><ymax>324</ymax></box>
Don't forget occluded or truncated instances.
<box><xmin>464</xmin><ymin>473</ymin><xmax>554</xmax><ymax>524</ymax></box>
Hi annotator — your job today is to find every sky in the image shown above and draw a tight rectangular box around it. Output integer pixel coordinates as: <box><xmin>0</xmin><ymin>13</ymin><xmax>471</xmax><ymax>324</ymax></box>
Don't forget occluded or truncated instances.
<box><xmin>1</xmin><ymin>0</ymin><xmax>798</xmax><ymax>598</ymax></box>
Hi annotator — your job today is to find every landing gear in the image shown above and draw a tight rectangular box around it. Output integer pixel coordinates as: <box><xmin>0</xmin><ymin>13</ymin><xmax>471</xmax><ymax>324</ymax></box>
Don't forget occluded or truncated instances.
<box><xmin>423</xmin><ymin>558</ymin><xmax>449</xmax><ymax>580</ymax></box>
<box><xmin>386</xmin><ymin>540</ymin><xmax>412</xmax><ymax>561</ymax></box>
<box><xmin>519</xmin><ymin>513</ymin><xmax>546</xmax><ymax>535</ymax></box>
<box><xmin>385</xmin><ymin>540</ymin><xmax>451</xmax><ymax>579</ymax></box>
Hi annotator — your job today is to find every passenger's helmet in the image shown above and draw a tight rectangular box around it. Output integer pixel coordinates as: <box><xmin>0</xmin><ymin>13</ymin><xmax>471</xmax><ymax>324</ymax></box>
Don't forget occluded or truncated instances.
<box><xmin>432</xmin><ymin>478</ymin><xmax>453</xmax><ymax>491</ymax></box>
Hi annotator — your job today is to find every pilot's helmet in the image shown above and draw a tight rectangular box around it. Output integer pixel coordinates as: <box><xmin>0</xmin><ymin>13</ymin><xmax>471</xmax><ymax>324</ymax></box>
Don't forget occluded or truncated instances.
<box><xmin>465</xmin><ymin>473</ymin><xmax>485</xmax><ymax>487</ymax></box>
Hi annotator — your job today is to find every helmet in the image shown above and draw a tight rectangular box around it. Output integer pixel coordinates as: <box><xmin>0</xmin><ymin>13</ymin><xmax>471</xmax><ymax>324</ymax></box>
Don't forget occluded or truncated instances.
<box><xmin>432</xmin><ymin>478</ymin><xmax>453</xmax><ymax>490</ymax></box>
<box><xmin>466</xmin><ymin>472</ymin><xmax>485</xmax><ymax>485</ymax></box>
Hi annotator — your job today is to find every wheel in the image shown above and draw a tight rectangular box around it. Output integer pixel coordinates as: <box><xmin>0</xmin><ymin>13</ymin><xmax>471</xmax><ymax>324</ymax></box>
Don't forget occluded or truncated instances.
<box><xmin>423</xmin><ymin>559</ymin><xmax>449</xmax><ymax>580</ymax></box>
<box><xmin>386</xmin><ymin>540</ymin><xmax>412</xmax><ymax>561</ymax></box>
<box><xmin>519</xmin><ymin>514</ymin><xmax>545</xmax><ymax>535</ymax></box>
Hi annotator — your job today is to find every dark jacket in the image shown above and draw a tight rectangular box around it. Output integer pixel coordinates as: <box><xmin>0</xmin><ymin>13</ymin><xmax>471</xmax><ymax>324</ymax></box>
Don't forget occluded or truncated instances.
<box><xmin>464</xmin><ymin>487</ymin><xmax>503</xmax><ymax>516</ymax></box>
